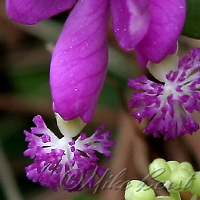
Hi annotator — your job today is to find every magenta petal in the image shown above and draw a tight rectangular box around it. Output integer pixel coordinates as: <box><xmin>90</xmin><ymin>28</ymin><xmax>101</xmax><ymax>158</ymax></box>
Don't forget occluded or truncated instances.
<box><xmin>135</xmin><ymin>0</ymin><xmax>186</xmax><ymax>67</ymax></box>
<box><xmin>6</xmin><ymin>0</ymin><xmax>76</xmax><ymax>25</ymax></box>
<box><xmin>110</xmin><ymin>0</ymin><xmax>151</xmax><ymax>50</ymax></box>
<box><xmin>50</xmin><ymin>0</ymin><xmax>109</xmax><ymax>123</ymax></box>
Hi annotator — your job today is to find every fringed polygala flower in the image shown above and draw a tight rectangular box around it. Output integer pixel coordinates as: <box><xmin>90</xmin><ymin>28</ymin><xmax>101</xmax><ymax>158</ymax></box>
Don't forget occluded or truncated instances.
<box><xmin>6</xmin><ymin>0</ymin><xmax>186</xmax><ymax>123</ymax></box>
<box><xmin>24</xmin><ymin>114</ymin><xmax>114</xmax><ymax>191</ymax></box>
<box><xmin>111</xmin><ymin>0</ymin><xmax>186</xmax><ymax>67</ymax></box>
<box><xmin>128</xmin><ymin>48</ymin><xmax>200</xmax><ymax>140</ymax></box>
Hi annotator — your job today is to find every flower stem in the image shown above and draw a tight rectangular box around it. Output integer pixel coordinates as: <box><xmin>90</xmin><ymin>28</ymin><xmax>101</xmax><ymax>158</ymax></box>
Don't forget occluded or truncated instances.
<box><xmin>191</xmin><ymin>195</ymin><xmax>198</xmax><ymax>200</ymax></box>
<box><xmin>169</xmin><ymin>192</ymin><xmax>181</xmax><ymax>200</ymax></box>
<box><xmin>155</xmin><ymin>192</ymin><xmax>181</xmax><ymax>200</ymax></box>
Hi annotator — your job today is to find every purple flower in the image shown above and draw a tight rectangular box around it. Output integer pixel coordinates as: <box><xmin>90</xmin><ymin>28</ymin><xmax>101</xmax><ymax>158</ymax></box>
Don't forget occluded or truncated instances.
<box><xmin>111</xmin><ymin>0</ymin><xmax>186</xmax><ymax>67</ymax></box>
<box><xmin>6</xmin><ymin>0</ymin><xmax>186</xmax><ymax>123</ymax></box>
<box><xmin>128</xmin><ymin>48</ymin><xmax>200</xmax><ymax>140</ymax></box>
<box><xmin>24</xmin><ymin>115</ymin><xmax>114</xmax><ymax>191</ymax></box>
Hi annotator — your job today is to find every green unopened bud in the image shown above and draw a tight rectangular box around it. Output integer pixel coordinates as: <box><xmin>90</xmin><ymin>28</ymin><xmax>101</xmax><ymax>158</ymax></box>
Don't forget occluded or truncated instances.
<box><xmin>149</xmin><ymin>158</ymin><xmax>171</xmax><ymax>182</ymax></box>
<box><xmin>188</xmin><ymin>172</ymin><xmax>200</xmax><ymax>196</ymax></box>
<box><xmin>177</xmin><ymin>162</ymin><xmax>194</xmax><ymax>175</ymax></box>
<box><xmin>125</xmin><ymin>180</ymin><xmax>156</xmax><ymax>200</ymax></box>
<box><xmin>166</xmin><ymin>169</ymin><xmax>194</xmax><ymax>192</ymax></box>
<box><xmin>167</xmin><ymin>161</ymin><xmax>179</xmax><ymax>172</ymax></box>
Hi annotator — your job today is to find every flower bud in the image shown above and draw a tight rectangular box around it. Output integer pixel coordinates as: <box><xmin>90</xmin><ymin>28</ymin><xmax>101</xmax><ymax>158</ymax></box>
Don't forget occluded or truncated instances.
<box><xmin>188</xmin><ymin>172</ymin><xmax>200</xmax><ymax>196</ymax></box>
<box><xmin>166</xmin><ymin>169</ymin><xmax>193</xmax><ymax>192</ymax></box>
<box><xmin>125</xmin><ymin>180</ymin><xmax>156</xmax><ymax>200</ymax></box>
<box><xmin>149</xmin><ymin>158</ymin><xmax>171</xmax><ymax>182</ymax></box>
<box><xmin>176</xmin><ymin>162</ymin><xmax>194</xmax><ymax>175</ymax></box>
<box><xmin>167</xmin><ymin>161</ymin><xmax>179</xmax><ymax>172</ymax></box>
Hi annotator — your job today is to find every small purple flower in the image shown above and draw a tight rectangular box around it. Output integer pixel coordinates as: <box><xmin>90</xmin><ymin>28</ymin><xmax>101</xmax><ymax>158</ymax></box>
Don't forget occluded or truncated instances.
<box><xmin>24</xmin><ymin>115</ymin><xmax>114</xmax><ymax>191</ymax></box>
<box><xmin>128</xmin><ymin>48</ymin><xmax>200</xmax><ymax>140</ymax></box>
<box><xmin>6</xmin><ymin>0</ymin><xmax>186</xmax><ymax>123</ymax></box>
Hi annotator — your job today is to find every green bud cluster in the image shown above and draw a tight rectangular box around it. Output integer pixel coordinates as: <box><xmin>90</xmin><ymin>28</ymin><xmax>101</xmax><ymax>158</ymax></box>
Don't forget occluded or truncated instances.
<box><xmin>124</xmin><ymin>159</ymin><xmax>200</xmax><ymax>200</ymax></box>
<box><xmin>149</xmin><ymin>158</ymin><xmax>200</xmax><ymax>198</ymax></box>
<box><xmin>166</xmin><ymin>161</ymin><xmax>195</xmax><ymax>192</ymax></box>
<box><xmin>149</xmin><ymin>159</ymin><xmax>196</xmax><ymax>193</ymax></box>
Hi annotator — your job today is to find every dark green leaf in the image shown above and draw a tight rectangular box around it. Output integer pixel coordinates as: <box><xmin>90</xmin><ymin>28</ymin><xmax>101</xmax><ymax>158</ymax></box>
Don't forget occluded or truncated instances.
<box><xmin>182</xmin><ymin>0</ymin><xmax>200</xmax><ymax>39</ymax></box>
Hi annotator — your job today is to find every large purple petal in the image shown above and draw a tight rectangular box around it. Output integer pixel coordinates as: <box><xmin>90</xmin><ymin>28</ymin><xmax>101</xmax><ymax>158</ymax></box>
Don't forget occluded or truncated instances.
<box><xmin>110</xmin><ymin>0</ymin><xmax>151</xmax><ymax>50</ymax></box>
<box><xmin>6</xmin><ymin>0</ymin><xmax>76</xmax><ymax>25</ymax></box>
<box><xmin>50</xmin><ymin>0</ymin><xmax>109</xmax><ymax>123</ymax></box>
<box><xmin>135</xmin><ymin>0</ymin><xmax>186</xmax><ymax>67</ymax></box>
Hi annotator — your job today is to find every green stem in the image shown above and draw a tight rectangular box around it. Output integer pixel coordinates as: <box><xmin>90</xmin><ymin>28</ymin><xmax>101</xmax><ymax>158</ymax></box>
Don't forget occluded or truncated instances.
<box><xmin>169</xmin><ymin>192</ymin><xmax>181</xmax><ymax>200</ymax></box>
<box><xmin>156</xmin><ymin>196</ymin><xmax>171</xmax><ymax>200</ymax></box>
<box><xmin>191</xmin><ymin>194</ymin><xmax>198</xmax><ymax>200</ymax></box>
<box><xmin>155</xmin><ymin>192</ymin><xmax>181</xmax><ymax>200</ymax></box>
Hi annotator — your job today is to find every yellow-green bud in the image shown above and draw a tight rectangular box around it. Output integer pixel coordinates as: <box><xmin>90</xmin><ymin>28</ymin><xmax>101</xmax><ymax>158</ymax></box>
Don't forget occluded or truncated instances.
<box><xmin>167</xmin><ymin>161</ymin><xmax>179</xmax><ymax>172</ymax></box>
<box><xmin>125</xmin><ymin>180</ymin><xmax>156</xmax><ymax>200</ymax></box>
<box><xmin>176</xmin><ymin>162</ymin><xmax>194</xmax><ymax>175</ymax></box>
<box><xmin>166</xmin><ymin>169</ymin><xmax>194</xmax><ymax>192</ymax></box>
<box><xmin>149</xmin><ymin>158</ymin><xmax>171</xmax><ymax>182</ymax></box>
<box><xmin>188</xmin><ymin>172</ymin><xmax>200</xmax><ymax>196</ymax></box>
